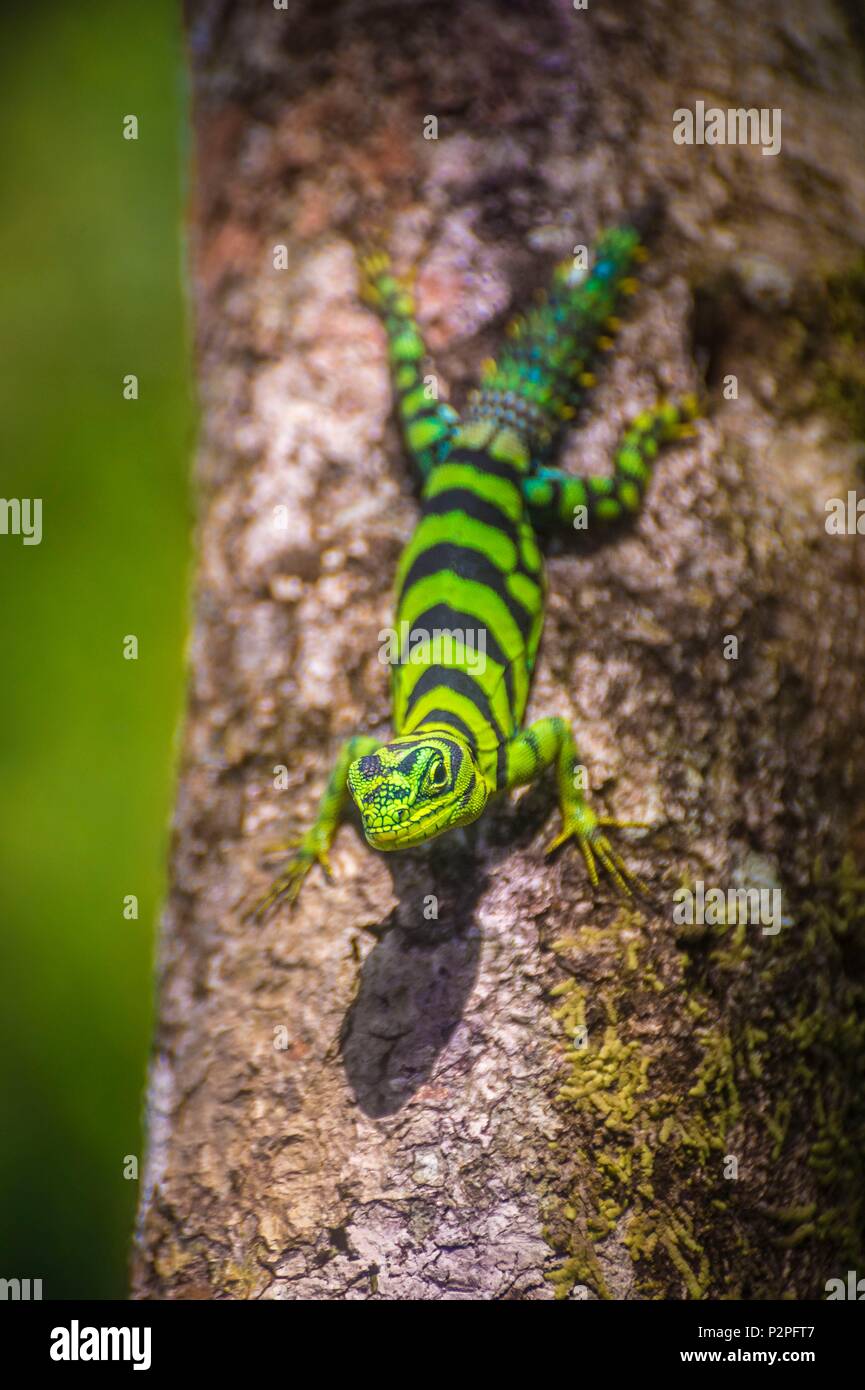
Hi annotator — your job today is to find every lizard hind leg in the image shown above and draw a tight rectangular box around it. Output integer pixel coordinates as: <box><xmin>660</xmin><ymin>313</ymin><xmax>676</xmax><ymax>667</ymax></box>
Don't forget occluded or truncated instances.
<box><xmin>522</xmin><ymin>393</ymin><xmax>700</xmax><ymax>531</ymax></box>
<box><xmin>357</xmin><ymin>246</ymin><xmax>459</xmax><ymax>480</ymax></box>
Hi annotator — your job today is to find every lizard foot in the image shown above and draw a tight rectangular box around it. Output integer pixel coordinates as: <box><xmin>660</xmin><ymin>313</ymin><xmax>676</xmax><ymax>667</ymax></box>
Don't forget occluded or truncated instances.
<box><xmin>356</xmin><ymin>249</ymin><xmax>392</xmax><ymax>306</ymax></box>
<box><xmin>546</xmin><ymin>804</ymin><xmax>650</xmax><ymax>898</ymax></box>
<box><xmin>248</xmin><ymin>835</ymin><xmax>333</xmax><ymax>921</ymax></box>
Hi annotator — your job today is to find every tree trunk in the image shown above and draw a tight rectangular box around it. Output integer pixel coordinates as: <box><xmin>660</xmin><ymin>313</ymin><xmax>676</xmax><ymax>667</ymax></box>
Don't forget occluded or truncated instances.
<box><xmin>133</xmin><ymin>0</ymin><xmax>865</xmax><ymax>1299</ymax></box>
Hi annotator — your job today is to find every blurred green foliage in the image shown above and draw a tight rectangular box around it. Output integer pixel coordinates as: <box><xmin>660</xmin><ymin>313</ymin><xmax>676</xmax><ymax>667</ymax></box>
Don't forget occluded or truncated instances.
<box><xmin>0</xmin><ymin>1</ymin><xmax>192</xmax><ymax>1297</ymax></box>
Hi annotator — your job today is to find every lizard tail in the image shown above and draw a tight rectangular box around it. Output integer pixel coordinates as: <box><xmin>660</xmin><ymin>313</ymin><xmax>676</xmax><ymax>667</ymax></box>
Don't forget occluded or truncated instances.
<box><xmin>466</xmin><ymin>226</ymin><xmax>649</xmax><ymax>457</ymax></box>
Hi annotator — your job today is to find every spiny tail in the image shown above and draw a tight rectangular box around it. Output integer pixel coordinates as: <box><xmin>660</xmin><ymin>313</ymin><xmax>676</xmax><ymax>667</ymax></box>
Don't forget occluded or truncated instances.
<box><xmin>466</xmin><ymin>226</ymin><xmax>647</xmax><ymax>456</ymax></box>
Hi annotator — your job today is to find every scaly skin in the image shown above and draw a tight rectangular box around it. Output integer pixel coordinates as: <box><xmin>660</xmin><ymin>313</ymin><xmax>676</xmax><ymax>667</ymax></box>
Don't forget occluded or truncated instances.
<box><xmin>254</xmin><ymin>228</ymin><xmax>697</xmax><ymax>917</ymax></box>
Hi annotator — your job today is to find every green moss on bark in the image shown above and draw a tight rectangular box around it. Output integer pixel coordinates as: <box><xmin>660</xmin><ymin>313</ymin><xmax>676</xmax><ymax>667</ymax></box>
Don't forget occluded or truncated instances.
<box><xmin>543</xmin><ymin>856</ymin><xmax>865</xmax><ymax>1300</ymax></box>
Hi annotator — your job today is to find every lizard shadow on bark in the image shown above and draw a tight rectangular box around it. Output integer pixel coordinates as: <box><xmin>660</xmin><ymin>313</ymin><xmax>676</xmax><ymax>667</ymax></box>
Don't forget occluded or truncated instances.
<box><xmin>339</xmin><ymin>833</ymin><xmax>487</xmax><ymax>1118</ymax></box>
<box><xmin>338</xmin><ymin>772</ymin><xmax>567</xmax><ymax>1118</ymax></box>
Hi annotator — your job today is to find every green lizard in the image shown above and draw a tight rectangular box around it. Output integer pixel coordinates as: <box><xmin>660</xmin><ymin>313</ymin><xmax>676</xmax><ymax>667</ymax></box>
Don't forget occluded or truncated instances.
<box><xmin>255</xmin><ymin>226</ymin><xmax>697</xmax><ymax>916</ymax></box>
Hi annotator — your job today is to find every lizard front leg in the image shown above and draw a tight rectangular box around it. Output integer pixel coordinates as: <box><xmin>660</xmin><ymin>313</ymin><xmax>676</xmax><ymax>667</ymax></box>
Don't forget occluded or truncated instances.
<box><xmin>504</xmin><ymin>716</ymin><xmax>649</xmax><ymax>896</ymax></box>
<box><xmin>252</xmin><ymin>733</ymin><xmax>381</xmax><ymax>919</ymax></box>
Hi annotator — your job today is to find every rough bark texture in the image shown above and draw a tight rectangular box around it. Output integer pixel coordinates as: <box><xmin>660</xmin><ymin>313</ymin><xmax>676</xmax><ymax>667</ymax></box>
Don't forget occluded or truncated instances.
<box><xmin>133</xmin><ymin>0</ymin><xmax>865</xmax><ymax>1299</ymax></box>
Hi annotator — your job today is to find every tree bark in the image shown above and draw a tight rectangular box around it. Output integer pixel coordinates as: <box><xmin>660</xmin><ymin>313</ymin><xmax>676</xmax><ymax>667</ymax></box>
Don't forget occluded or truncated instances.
<box><xmin>133</xmin><ymin>0</ymin><xmax>865</xmax><ymax>1299</ymax></box>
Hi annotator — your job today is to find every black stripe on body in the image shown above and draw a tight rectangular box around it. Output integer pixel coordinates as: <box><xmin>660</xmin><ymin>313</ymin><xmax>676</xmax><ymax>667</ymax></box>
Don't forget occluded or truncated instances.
<box><xmin>414</xmin><ymin>711</ymin><xmax>480</xmax><ymax>750</ymax></box>
<box><xmin>398</xmin><ymin>601</ymin><xmax>518</xmax><ymax>719</ymax></box>
<box><xmin>449</xmin><ymin>444</ymin><xmax>525</xmax><ymax>484</ymax></box>
<box><xmin>405</xmin><ymin>666</ymin><xmax>508</xmax><ymax>744</ymax></box>
<box><xmin>422</xmin><ymin>489</ymin><xmax>520</xmax><ymax>547</ymax></box>
<box><xmin>399</xmin><ymin>546</ymin><xmax>535</xmax><ymax>645</ymax></box>
<box><xmin>400</xmin><ymin>665</ymin><xmax>517</xmax><ymax>735</ymax></box>
<box><xmin>399</xmin><ymin>602</ymin><xmax>509</xmax><ymax>671</ymax></box>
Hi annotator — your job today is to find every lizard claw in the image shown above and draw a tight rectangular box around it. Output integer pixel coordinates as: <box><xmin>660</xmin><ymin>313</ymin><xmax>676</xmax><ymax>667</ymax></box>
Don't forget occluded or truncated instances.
<box><xmin>248</xmin><ymin>838</ymin><xmax>332</xmax><ymax>921</ymax></box>
<box><xmin>357</xmin><ymin>249</ymin><xmax>392</xmax><ymax>305</ymax></box>
<box><xmin>546</xmin><ymin>807</ymin><xmax>650</xmax><ymax>898</ymax></box>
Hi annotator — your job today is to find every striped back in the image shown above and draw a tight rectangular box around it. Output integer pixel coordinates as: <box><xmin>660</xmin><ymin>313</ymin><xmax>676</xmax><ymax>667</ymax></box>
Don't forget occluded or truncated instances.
<box><xmin>392</xmin><ymin>418</ymin><xmax>544</xmax><ymax>789</ymax></box>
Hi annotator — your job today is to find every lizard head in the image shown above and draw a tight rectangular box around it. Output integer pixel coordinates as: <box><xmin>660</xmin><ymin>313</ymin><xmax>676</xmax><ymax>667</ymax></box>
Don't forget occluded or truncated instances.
<box><xmin>347</xmin><ymin>732</ymin><xmax>488</xmax><ymax>850</ymax></box>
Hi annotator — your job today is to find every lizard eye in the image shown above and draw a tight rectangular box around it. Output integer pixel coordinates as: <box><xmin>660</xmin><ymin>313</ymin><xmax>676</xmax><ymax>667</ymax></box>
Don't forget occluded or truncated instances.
<box><xmin>425</xmin><ymin>759</ymin><xmax>448</xmax><ymax>791</ymax></box>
